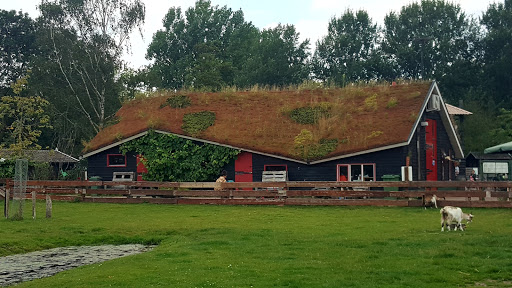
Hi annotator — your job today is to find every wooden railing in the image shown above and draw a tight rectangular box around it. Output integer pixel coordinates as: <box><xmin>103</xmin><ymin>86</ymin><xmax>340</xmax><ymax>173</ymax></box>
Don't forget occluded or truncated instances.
<box><xmin>2</xmin><ymin>179</ymin><xmax>512</xmax><ymax>208</ymax></box>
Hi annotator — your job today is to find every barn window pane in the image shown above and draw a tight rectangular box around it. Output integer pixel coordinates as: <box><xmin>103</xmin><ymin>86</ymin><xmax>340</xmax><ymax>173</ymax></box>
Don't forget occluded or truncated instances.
<box><xmin>338</xmin><ymin>165</ymin><xmax>349</xmax><ymax>181</ymax></box>
<box><xmin>107</xmin><ymin>154</ymin><xmax>126</xmax><ymax>167</ymax></box>
<box><xmin>351</xmin><ymin>165</ymin><xmax>362</xmax><ymax>181</ymax></box>
<box><xmin>363</xmin><ymin>164</ymin><xmax>375</xmax><ymax>181</ymax></box>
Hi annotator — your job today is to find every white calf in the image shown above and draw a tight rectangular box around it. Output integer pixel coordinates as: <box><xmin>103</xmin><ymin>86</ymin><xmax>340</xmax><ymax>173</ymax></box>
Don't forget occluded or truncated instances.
<box><xmin>440</xmin><ymin>206</ymin><xmax>473</xmax><ymax>231</ymax></box>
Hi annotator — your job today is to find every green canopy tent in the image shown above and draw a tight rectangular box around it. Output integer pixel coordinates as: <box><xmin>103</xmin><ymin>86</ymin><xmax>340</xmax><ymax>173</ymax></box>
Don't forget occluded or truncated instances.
<box><xmin>484</xmin><ymin>141</ymin><xmax>512</xmax><ymax>154</ymax></box>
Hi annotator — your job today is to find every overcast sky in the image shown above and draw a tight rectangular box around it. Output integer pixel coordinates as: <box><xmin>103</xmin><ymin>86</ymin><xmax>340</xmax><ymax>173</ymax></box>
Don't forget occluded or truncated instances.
<box><xmin>3</xmin><ymin>0</ymin><xmax>498</xmax><ymax>68</ymax></box>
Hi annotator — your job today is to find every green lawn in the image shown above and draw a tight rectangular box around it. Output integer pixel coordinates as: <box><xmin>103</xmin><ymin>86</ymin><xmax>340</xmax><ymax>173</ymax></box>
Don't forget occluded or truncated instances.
<box><xmin>1</xmin><ymin>201</ymin><xmax>512</xmax><ymax>287</ymax></box>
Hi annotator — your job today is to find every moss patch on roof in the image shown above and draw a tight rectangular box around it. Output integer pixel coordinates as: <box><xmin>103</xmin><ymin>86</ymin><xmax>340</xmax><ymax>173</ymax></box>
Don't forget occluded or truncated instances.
<box><xmin>85</xmin><ymin>82</ymin><xmax>431</xmax><ymax>161</ymax></box>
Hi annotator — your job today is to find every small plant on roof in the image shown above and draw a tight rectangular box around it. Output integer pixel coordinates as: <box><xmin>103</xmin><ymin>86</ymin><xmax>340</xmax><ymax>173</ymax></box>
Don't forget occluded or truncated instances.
<box><xmin>293</xmin><ymin>129</ymin><xmax>314</xmax><ymax>160</ymax></box>
<box><xmin>293</xmin><ymin>129</ymin><xmax>339</xmax><ymax>161</ymax></box>
<box><xmin>147</xmin><ymin>117</ymin><xmax>164</xmax><ymax>129</ymax></box>
<box><xmin>137</xmin><ymin>110</ymin><xmax>147</xmax><ymax>119</ymax></box>
<box><xmin>364</xmin><ymin>94</ymin><xmax>378</xmax><ymax>111</ymax></box>
<box><xmin>104</xmin><ymin>116</ymin><xmax>120</xmax><ymax>128</ymax></box>
<box><xmin>310</xmin><ymin>138</ymin><xmax>339</xmax><ymax>159</ymax></box>
<box><xmin>410</xmin><ymin>112</ymin><xmax>418</xmax><ymax>122</ymax></box>
<box><xmin>288</xmin><ymin>104</ymin><xmax>331</xmax><ymax>125</ymax></box>
<box><xmin>182</xmin><ymin>111</ymin><xmax>216</xmax><ymax>136</ymax></box>
<box><xmin>408</xmin><ymin>91</ymin><xmax>421</xmax><ymax>99</ymax></box>
<box><xmin>367</xmin><ymin>131</ymin><xmax>383</xmax><ymax>139</ymax></box>
<box><xmin>386</xmin><ymin>97</ymin><xmax>398</xmax><ymax>108</ymax></box>
<box><xmin>115</xmin><ymin>132</ymin><xmax>124</xmax><ymax>141</ymax></box>
<box><xmin>160</xmin><ymin>95</ymin><xmax>191</xmax><ymax>109</ymax></box>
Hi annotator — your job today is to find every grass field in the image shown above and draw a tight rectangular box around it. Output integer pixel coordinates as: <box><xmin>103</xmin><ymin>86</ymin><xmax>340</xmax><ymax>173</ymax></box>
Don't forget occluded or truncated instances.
<box><xmin>1</xmin><ymin>201</ymin><xmax>512</xmax><ymax>287</ymax></box>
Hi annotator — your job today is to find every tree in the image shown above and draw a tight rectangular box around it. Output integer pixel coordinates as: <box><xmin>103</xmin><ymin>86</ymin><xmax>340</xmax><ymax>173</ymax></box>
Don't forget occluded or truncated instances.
<box><xmin>0</xmin><ymin>10</ymin><xmax>37</xmax><ymax>96</ymax></box>
<box><xmin>489</xmin><ymin>108</ymin><xmax>512</xmax><ymax>144</ymax></box>
<box><xmin>118</xmin><ymin>67</ymin><xmax>152</xmax><ymax>102</ymax></box>
<box><xmin>252</xmin><ymin>24</ymin><xmax>310</xmax><ymax>87</ymax></box>
<box><xmin>382</xmin><ymin>0</ymin><xmax>480</xmax><ymax>86</ymax></box>
<box><xmin>225</xmin><ymin>20</ymin><xmax>260</xmax><ymax>88</ymax></box>
<box><xmin>461</xmin><ymin>99</ymin><xmax>499</xmax><ymax>153</ymax></box>
<box><xmin>30</xmin><ymin>0</ymin><xmax>145</xmax><ymax>154</ymax></box>
<box><xmin>481</xmin><ymin>0</ymin><xmax>512</xmax><ymax>109</ymax></box>
<box><xmin>312</xmin><ymin>9</ymin><xmax>386</xmax><ymax>85</ymax></box>
<box><xmin>148</xmin><ymin>1</ymin><xmax>310</xmax><ymax>90</ymax></box>
<box><xmin>0</xmin><ymin>76</ymin><xmax>51</xmax><ymax>152</ymax></box>
<box><xmin>185</xmin><ymin>41</ymin><xmax>233</xmax><ymax>91</ymax></box>
<box><xmin>147</xmin><ymin>0</ymin><xmax>252</xmax><ymax>91</ymax></box>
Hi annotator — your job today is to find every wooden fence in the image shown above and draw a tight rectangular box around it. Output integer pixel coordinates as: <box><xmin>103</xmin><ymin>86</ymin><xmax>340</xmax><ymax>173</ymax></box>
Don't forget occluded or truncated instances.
<box><xmin>1</xmin><ymin>179</ymin><xmax>512</xmax><ymax>209</ymax></box>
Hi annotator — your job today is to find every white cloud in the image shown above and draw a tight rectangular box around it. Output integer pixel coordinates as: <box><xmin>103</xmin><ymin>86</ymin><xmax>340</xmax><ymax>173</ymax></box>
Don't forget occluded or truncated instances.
<box><xmin>295</xmin><ymin>19</ymin><xmax>329</xmax><ymax>46</ymax></box>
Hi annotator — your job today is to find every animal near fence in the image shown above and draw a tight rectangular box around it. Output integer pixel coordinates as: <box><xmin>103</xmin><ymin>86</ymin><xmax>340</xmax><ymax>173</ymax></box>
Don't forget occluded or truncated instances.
<box><xmin>1</xmin><ymin>179</ymin><xmax>512</xmax><ymax>210</ymax></box>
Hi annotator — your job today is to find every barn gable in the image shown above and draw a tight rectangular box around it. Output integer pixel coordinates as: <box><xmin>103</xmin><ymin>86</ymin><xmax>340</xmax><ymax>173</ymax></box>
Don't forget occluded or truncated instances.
<box><xmin>418</xmin><ymin>82</ymin><xmax>464</xmax><ymax>159</ymax></box>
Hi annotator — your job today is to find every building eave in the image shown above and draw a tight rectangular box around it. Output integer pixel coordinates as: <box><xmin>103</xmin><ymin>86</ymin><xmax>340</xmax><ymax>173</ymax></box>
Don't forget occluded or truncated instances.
<box><xmin>309</xmin><ymin>141</ymin><xmax>409</xmax><ymax>164</ymax></box>
<box><xmin>82</xmin><ymin>129</ymin><xmax>310</xmax><ymax>164</ymax></box>
<box><xmin>82</xmin><ymin>131</ymin><xmax>150</xmax><ymax>158</ymax></box>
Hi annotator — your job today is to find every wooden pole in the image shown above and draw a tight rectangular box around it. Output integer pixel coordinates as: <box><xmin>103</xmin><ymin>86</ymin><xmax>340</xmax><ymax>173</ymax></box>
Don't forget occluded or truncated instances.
<box><xmin>32</xmin><ymin>191</ymin><xmax>36</xmax><ymax>219</ymax></box>
<box><xmin>46</xmin><ymin>194</ymin><xmax>52</xmax><ymax>218</ymax></box>
<box><xmin>4</xmin><ymin>189</ymin><xmax>9</xmax><ymax>219</ymax></box>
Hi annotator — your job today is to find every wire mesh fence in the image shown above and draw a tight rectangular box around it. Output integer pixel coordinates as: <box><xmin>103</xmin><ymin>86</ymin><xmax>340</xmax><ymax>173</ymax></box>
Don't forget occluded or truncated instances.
<box><xmin>9</xmin><ymin>159</ymin><xmax>28</xmax><ymax>220</ymax></box>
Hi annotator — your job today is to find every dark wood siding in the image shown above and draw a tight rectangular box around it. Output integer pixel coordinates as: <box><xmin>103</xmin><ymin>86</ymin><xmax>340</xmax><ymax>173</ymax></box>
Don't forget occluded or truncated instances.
<box><xmin>409</xmin><ymin>125</ymin><xmax>422</xmax><ymax>181</ymax></box>
<box><xmin>88</xmin><ymin>144</ymin><xmax>413</xmax><ymax>182</ymax></box>
<box><xmin>249</xmin><ymin>146</ymin><xmax>408</xmax><ymax>182</ymax></box>
<box><xmin>87</xmin><ymin>146</ymin><xmax>138</xmax><ymax>180</ymax></box>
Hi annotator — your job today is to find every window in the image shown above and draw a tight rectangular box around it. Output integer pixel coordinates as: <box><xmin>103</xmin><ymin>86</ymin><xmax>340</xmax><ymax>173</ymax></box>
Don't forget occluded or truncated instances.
<box><xmin>264</xmin><ymin>165</ymin><xmax>287</xmax><ymax>171</ymax></box>
<box><xmin>427</xmin><ymin>94</ymin><xmax>440</xmax><ymax>111</ymax></box>
<box><xmin>337</xmin><ymin>164</ymin><xmax>375</xmax><ymax>182</ymax></box>
<box><xmin>482</xmin><ymin>161</ymin><xmax>509</xmax><ymax>181</ymax></box>
<box><xmin>107</xmin><ymin>154</ymin><xmax>126</xmax><ymax>167</ymax></box>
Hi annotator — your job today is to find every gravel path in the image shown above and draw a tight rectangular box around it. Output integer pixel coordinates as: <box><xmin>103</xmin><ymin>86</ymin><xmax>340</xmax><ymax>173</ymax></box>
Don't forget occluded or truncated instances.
<box><xmin>0</xmin><ymin>244</ymin><xmax>154</xmax><ymax>286</ymax></box>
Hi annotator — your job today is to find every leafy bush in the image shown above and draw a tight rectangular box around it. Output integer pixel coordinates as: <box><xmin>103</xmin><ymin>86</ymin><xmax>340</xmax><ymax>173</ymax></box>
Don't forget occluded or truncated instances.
<box><xmin>63</xmin><ymin>159</ymin><xmax>87</xmax><ymax>180</ymax></box>
<box><xmin>120</xmin><ymin>131</ymin><xmax>239</xmax><ymax>181</ymax></box>
<box><xmin>31</xmin><ymin>162</ymin><xmax>53</xmax><ymax>180</ymax></box>
<box><xmin>182</xmin><ymin>111</ymin><xmax>216</xmax><ymax>135</ymax></box>
<box><xmin>160</xmin><ymin>95</ymin><xmax>191</xmax><ymax>109</ymax></box>
<box><xmin>0</xmin><ymin>160</ymin><xmax>59</xmax><ymax>180</ymax></box>
<box><xmin>0</xmin><ymin>159</ymin><xmax>16</xmax><ymax>178</ymax></box>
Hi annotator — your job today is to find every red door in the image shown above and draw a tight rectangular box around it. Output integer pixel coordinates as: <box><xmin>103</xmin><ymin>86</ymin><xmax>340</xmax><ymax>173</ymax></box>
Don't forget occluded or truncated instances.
<box><xmin>425</xmin><ymin>119</ymin><xmax>437</xmax><ymax>181</ymax></box>
<box><xmin>136</xmin><ymin>155</ymin><xmax>148</xmax><ymax>181</ymax></box>
<box><xmin>235</xmin><ymin>152</ymin><xmax>253</xmax><ymax>187</ymax></box>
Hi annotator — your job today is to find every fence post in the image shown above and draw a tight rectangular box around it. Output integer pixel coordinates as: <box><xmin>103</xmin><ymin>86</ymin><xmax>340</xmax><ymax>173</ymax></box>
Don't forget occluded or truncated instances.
<box><xmin>4</xmin><ymin>189</ymin><xmax>9</xmax><ymax>219</ymax></box>
<box><xmin>32</xmin><ymin>191</ymin><xmax>36</xmax><ymax>219</ymax></box>
<box><xmin>46</xmin><ymin>194</ymin><xmax>52</xmax><ymax>218</ymax></box>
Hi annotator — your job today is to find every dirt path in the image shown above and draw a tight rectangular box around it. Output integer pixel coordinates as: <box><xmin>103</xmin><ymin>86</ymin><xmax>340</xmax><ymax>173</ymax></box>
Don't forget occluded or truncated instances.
<box><xmin>0</xmin><ymin>244</ymin><xmax>154</xmax><ymax>286</ymax></box>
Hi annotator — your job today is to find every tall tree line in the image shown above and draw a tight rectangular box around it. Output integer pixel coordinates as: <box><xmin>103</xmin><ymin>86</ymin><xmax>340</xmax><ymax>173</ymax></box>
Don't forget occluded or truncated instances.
<box><xmin>146</xmin><ymin>0</ymin><xmax>310</xmax><ymax>90</ymax></box>
<box><xmin>0</xmin><ymin>0</ymin><xmax>511</xmax><ymax>156</ymax></box>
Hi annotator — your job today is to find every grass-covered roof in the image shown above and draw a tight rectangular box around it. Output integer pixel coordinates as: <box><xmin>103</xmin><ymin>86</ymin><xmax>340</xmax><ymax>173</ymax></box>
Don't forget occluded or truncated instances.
<box><xmin>84</xmin><ymin>81</ymin><xmax>432</xmax><ymax>162</ymax></box>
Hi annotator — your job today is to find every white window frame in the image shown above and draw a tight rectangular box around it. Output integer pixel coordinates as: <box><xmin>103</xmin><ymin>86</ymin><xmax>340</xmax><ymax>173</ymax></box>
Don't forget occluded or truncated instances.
<box><xmin>337</xmin><ymin>163</ymin><xmax>376</xmax><ymax>182</ymax></box>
